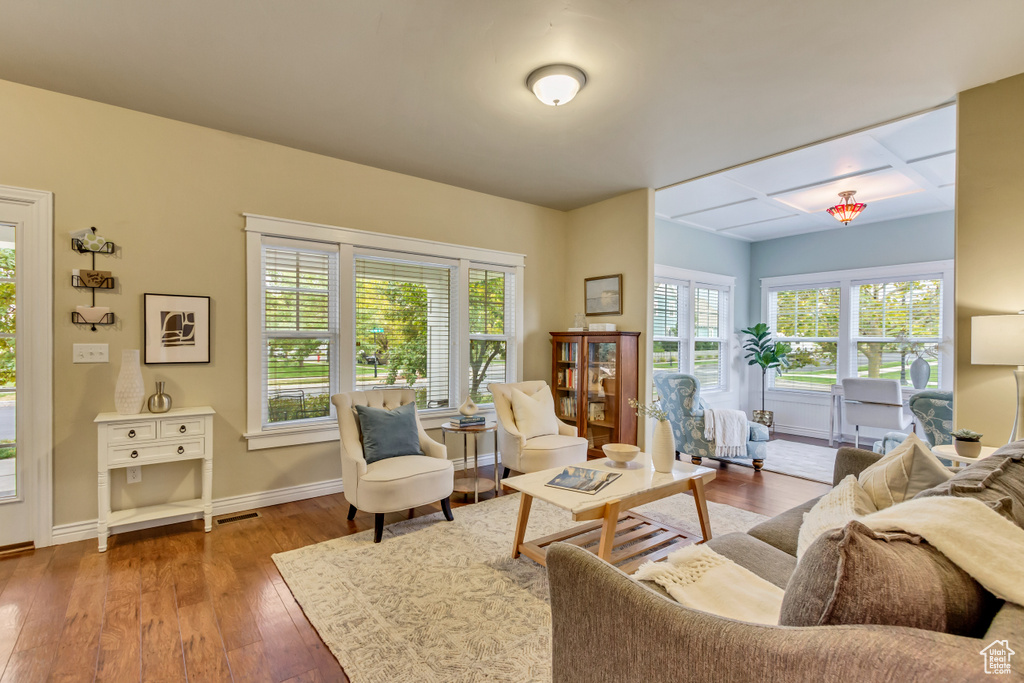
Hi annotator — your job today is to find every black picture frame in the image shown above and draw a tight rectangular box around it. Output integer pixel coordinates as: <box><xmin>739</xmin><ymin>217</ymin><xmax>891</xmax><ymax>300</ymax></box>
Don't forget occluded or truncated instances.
<box><xmin>144</xmin><ymin>293</ymin><xmax>211</xmax><ymax>364</ymax></box>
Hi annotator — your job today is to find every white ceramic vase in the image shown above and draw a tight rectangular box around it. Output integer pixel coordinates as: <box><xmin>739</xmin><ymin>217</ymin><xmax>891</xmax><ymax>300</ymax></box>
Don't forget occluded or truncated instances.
<box><xmin>651</xmin><ymin>419</ymin><xmax>675</xmax><ymax>473</ymax></box>
<box><xmin>114</xmin><ymin>349</ymin><xmax>145</xmax><ymax>415</ymax></box>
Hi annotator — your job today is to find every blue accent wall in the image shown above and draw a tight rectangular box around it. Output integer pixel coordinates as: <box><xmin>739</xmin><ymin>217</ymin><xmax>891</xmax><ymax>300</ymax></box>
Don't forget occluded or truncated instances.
<box><xmin>748</xmin><ymin>211</ymin><xmax>954</xmax><ymax>324</ymax></box>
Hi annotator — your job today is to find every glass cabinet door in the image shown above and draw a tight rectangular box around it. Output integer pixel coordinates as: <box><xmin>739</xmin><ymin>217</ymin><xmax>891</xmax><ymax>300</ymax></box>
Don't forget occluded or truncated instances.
<box><xmin>586</xmin><ymin>341</ymin><xmax>617</xmax><ymax>451</ymax></box>
<box><xmin>553</xmin><ymin>340</ymin><xmax>579</xmax><ymax>423</ymax></box>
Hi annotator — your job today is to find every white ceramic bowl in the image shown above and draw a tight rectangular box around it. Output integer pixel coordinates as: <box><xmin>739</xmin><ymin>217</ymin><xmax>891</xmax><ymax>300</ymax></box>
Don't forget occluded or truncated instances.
<box><xmin>602</xmin><ymin>443</ymin><xmax>641</xmax><ymax>464</ymax></box>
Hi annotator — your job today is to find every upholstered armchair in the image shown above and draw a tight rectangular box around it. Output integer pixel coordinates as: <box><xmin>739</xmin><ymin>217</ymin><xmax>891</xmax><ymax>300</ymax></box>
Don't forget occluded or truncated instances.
<box><xmin>489</xmin><ymin>380</ymin><xmax>589</xmax><ymax>479</ymax></box>
<box><xmin>331</xmin><ymin>389</ymin><xmax>454</xmax><ymax>542</ymax></box>
<box><xmin>653</xmin><ymin>372</ymin><xmax>770</xmax><ymax>470</ymax></box>
<box><xmin>909</xmin><ymin>390</ymin><xmax>954</xmax><ymax>447</ymax></box>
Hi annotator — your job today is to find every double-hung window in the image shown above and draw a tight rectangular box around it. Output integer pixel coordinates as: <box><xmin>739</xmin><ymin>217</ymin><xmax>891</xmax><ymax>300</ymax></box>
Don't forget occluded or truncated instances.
<box><xmin>852</xmin><ymin>277</ymin><xmax>942</xmax><ymax>388</ymax></box>
<box><xmin>246</xmin><ymin>215</ymin><xmax>524</xmax><ymax>449</ymax></box>
<box><xmin>652</xmin><ymin>266</ymin><xmax>733</xmax><ymax>393</ymax></box>
<box><xmin>768</xmin><ymin>285</ymin><xmax>840</xmax><ymax>392</ymax></box>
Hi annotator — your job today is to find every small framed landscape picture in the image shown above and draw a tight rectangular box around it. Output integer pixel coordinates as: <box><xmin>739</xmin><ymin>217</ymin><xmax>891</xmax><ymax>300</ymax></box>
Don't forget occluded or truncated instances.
<box><xmin>144</xmin><ymin>293</ymin><xmax>211</xmax><ymax>364</ymax></box>
<box><xmin>584</xmin><ymin>274</ymin><xmax>622</xmax><ymax>316</ymax></box>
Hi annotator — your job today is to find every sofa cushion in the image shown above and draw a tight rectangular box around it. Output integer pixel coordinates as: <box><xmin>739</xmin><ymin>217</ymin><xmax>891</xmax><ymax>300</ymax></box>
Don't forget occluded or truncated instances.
<box><xmin>796</xmin><ymin>475</ymin><xmax>876</xmax><ymax>558</ymax></box>
<box><xmin>705</xmin><ymin>532</ymin><xmax>797</xmax><ymax>589</ymax></box>
<box><xmin>746</xmin><ymin>497</ymin><xmax>820</xmax><ymax>557</ymax></box>
<box><xmin>780</xmin><ymin>520</ymin><xmax>999</xmax><ymax>637</ymax></box>
<box><xmin>914</xmin><ymin>447</ymin><xmax>1024</xmax><ymax>528</ymax></box>
<box><xmin>858</xmin><ymin>433</ymin><xmax>952</xmax><ymax>509</ymax></box>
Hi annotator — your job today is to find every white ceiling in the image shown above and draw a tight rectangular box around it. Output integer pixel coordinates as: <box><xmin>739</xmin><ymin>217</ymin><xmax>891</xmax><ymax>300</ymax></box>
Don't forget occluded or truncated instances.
<box><xmin>0</xmin><ymin>2</ymin><xmax>1021</xmax><ymax>211</ymax></box>
<box><xmin>656</xmin><ymin>106</ymin><xmax>956</xmax><ymax>241</ymax></box>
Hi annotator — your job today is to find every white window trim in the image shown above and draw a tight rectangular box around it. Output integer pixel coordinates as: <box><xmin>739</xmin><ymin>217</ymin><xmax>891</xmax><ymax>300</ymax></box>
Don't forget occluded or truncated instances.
<box><xmin>244</xmin><ymin>214</ymin><xmax>525</xmax><ymax>450</ymax></box>
<box><xmin>760</xmin><ymin>259</ymin><xmax>954</xmax><ymax>398</ymax></box>
<box><xmin>653</xmin><ymin>265</ymin><xmax>736</xmax><ymax>394</ymax></box>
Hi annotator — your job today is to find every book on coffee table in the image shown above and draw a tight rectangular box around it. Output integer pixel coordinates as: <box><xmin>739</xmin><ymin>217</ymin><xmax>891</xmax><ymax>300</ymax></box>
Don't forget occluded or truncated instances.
<box><xmin>545</xmin><ymin>466</ymin><xmax>621</xmax><ymax>495</ymax></box>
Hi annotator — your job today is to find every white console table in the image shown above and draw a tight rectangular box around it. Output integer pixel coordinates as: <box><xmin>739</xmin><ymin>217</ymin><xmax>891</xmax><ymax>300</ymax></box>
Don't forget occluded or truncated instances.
<box><xmin>95</xmin><ymin>406</ymin><xmax>215</xmax><ymax>552</ymax></box>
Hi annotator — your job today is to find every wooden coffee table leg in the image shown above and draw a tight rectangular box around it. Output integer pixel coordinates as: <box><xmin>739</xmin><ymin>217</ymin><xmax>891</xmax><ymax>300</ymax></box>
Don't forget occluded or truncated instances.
<box><xmin>597</xmin><ymin>499</ymin><xmax>622</xmax><ymax>562</ymax></box>
<box><xmin>691</xmin><ymin>477</ymin><xmax>712</xmax><ymax>542</ymax></box>
<box><xmin>512</xmin><ymin>493</ymin><xmax>533</xmax><ymax>559</ymax></box>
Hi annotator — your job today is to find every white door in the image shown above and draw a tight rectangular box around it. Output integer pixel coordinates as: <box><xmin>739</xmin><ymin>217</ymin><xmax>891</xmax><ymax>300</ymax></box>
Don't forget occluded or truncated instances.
<box><xmin>0</xmin><ymin>187</ymin><xmax>52</xmax><ymax>548</ymax></box>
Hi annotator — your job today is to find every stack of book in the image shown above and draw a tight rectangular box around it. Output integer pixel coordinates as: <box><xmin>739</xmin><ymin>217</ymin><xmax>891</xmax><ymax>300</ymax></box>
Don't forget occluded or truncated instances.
<box><xmin>452</xmin><ymin>414</ymin><xmax>486</xmax><ymax>427</ymax></box>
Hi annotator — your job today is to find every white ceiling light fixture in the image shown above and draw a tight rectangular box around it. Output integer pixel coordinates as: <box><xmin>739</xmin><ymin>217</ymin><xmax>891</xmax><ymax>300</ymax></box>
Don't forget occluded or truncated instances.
<box><xmin>527</xmin><ymin>64</ymin><xmax>587</xmax><ymax>106</ymax></box>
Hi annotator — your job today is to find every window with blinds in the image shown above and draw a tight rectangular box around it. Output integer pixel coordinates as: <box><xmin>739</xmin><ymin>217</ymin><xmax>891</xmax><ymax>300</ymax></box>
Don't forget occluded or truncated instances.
<box><xmin>853</xmin><ymin>278</ymin><xmax>942</xmax><ymax>388</ymax></box>
<box><xmin>355</xmin><ymin>256</ymin><xmax>452</xmax><ymax>408</ymax></box>
<box><xmin>769</xmin><ymin>286</ymin><xmax>840</xmax><ymax>392</ymax></box>
<box><xmin>693</xmin><ymin>286</ymin><xmax>727</xmax><ymax>390</ymax></box>
<box><xmin>652</xmin><ymin>276</ymin><xmax>727</xmax><ymax>393</ymax></box>
<box><xmin>468</xmin><ymin>268</ymin><xmax>514</xmax><ymax>404</ymax></box>
<box><xmin>262</xmin><ymin>240</ymin><xmax>338</xmax><ymax>426</ymax></box>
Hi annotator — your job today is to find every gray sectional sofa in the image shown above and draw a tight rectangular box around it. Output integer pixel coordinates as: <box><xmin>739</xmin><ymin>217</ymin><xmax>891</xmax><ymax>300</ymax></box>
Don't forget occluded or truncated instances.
<box><xmin>547</xmin><ymin>444</ymin><xmax>1024</xmax><ymax>682</ymax></box>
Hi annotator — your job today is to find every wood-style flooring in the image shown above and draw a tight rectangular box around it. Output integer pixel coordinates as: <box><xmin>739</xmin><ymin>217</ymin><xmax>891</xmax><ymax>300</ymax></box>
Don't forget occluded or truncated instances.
<box><xmin>0</xmin><ymin>435</ymin><xmax>832</xmax><ymax>682</ymax></box>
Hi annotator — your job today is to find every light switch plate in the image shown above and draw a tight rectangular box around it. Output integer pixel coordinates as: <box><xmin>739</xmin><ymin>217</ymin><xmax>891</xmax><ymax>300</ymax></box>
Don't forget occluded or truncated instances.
<box><xmin>126</xmin><ymin>466</ymin><xmax>142</xmax><ymax>484</ymax></box>
<box><xmin>73</xmin><ymin>343</ymin><xmax>108</xmax><ymax>364</ymax></box>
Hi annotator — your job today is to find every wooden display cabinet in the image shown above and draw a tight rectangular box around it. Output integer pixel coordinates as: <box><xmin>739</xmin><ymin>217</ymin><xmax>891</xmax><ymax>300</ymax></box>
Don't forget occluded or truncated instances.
<box><xmin>550</xmin><ymin>331</ymin><xmax>640</xmax><ymax>458</ymax></box>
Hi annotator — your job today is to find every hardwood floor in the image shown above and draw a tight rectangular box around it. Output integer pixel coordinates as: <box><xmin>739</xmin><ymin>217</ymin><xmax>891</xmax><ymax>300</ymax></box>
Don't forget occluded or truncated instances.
<box><xmin>0</xmin><ymin>441</ymin><xmax>831</xmax><ymax>682</ymax></box>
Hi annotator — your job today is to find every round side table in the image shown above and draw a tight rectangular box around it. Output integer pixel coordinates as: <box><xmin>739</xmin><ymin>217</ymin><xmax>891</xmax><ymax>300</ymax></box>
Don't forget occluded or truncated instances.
<box><xmin>931</xmin><ymin>443</ymin><xmax>999</xmax><ymax>468</ymax></box>
<box><xmin>441</xmin><ymin>422</ymin><xmax>500</xmax><ymax>503</ymax></box>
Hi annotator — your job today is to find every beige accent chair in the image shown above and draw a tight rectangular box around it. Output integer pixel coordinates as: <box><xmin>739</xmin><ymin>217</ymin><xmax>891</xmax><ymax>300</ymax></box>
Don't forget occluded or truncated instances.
<box><xmin>489</xmin><ymin>380</ymin><xmax>589</xmax><ymax>479</ymax></box>
<box><xmin>331</xmin><ymin>389</ymin><xmax>454</xmax><ymax>542</ymax></box>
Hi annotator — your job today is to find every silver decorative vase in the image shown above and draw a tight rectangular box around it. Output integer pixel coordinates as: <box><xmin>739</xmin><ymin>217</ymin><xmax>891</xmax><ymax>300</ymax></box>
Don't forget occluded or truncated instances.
<box><xmin>114</xmin><ymin>349</ymin><xmax>145</xmax><ymax>415</ymax></box>
<box><xmin>147</xmin><ymin>381</ymin><xmax>172</xmax><ymax>414</ymax></box>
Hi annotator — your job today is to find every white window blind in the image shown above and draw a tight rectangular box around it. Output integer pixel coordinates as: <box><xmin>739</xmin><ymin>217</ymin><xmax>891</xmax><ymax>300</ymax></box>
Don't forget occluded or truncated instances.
<box><xmin>262</xmin><ymin>239</ymin><xmax>338</xmax><ymax>426</ymax></box>
<box><xmin>769</xmin><ymin>285</ymin><xmax>840</xmax><ymax>392</ymax></box>
<box><xmin>652</xmin><ymin>275</ymin><xmax>729</xmax><ymax>393</ymax></box>
<box><xmin>694</xmin><ymin>285</ymin><xmax>727</xmax><ymax>390</ymax></box>
<box><xmin>355</xmin><ymin>256</ymin><xmax>452</xmax><ymax>408</ymax></box>
<box><xmin>468</xmin><ymin>268</ymin><xmax>514</xmax><ymax>404</ymax></box>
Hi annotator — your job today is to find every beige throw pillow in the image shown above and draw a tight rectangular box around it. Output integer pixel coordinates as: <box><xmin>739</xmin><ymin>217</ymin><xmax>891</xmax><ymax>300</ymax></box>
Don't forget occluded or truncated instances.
<box><xmin>510</xmin><ymin>386</ymin><xmax>560</xmax><ymax>440</ymax></box>
<box><xmin>858</xmin><ymin>433</ymin><xmax>953</xmax><ymax>509</ymax></box>
<box><xmin>797</xmin><ymin>475</ymin><xmax>877</xmax><ymax>559</ymax></box>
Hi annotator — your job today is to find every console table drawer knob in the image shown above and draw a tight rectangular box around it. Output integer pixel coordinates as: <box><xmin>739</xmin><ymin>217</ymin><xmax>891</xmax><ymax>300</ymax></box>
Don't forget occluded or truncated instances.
<box><xmin>130</xmin><ymin>450</ymin><xmax>139</xmax><ymax>459</ymax></box>
<box><xmin>128</xmin><ymin>429</ymin><xmax>136</xmax><ymax>438</ymax></box>
<box><xmin>177</xmin><ymin>445</ymin><xmax>185</xmax><ymax>454</ymax></box>
<box><xmin>179</xmin><ymin>425</ymin><xmax>187</xmax><ymax>433</ymax></box>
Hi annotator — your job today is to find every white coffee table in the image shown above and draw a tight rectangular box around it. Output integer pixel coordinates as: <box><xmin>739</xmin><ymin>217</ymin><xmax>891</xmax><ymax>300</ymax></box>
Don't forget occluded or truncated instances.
<box><xmin>931</xmin><ymin>443</ymin><xmax>999</xmax><ymax>467</ymax></box>
<box><xmin>502</xmin><ymin>454</ymin><xmax>715</xmax><ymax>573</ymax></box>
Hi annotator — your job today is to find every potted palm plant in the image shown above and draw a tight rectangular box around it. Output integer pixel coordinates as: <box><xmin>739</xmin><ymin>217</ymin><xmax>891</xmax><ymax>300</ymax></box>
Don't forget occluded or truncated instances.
<box><xmin>741</xmin><ymin>323</ymin><xmax>790</xmax><ymax>429</ymax></box>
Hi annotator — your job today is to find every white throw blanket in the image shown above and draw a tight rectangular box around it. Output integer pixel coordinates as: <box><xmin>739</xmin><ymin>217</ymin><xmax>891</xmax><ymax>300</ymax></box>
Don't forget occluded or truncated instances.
<box><xmin>634</xmin><ymin>545</ymin><xmax>783</xmax><ymax>624</ymax></box>
<box><xmin>637</xmin><ymin>496</ymin><xmax>1024</xmax><ymax>625</ymax></box>
<box><xmin>703</xmin><ymin>408</ymin><xmax>748</xmax><ymax>458</ymax></box>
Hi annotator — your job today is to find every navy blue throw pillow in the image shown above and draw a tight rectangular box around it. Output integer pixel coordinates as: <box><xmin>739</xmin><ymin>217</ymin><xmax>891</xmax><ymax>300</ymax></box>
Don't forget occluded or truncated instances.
<box><xmin>354</xmin><ymin>401</ymin><xmax>424</xmax><ymax>464</ymax></box>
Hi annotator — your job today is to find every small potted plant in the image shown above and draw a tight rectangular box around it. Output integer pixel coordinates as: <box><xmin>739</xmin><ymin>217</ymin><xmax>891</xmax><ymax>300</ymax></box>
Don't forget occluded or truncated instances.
<box><xmin>952</xmin><ymin>428</ymin><xmax>983</xmax><ymax>459</ymax></box>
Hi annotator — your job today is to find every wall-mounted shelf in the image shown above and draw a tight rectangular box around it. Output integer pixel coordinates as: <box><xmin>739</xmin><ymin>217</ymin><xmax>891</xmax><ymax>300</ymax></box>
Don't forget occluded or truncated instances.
<box><xmin>71</xmin><ymin>227</ymin><xmax>117</xmax><ymax>332</ymax></box>
<box><xmin>71</xmin><ymin>311</ymin><xmax>116</xmax><ymax>330</ymax></box>
<box><xmin>71</xmin><ymin>274</ymin><xmax>115</xmax><ymax>289</ymax></box>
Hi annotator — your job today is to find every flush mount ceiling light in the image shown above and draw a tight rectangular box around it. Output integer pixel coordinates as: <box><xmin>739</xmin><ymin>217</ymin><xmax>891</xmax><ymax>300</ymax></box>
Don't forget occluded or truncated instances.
<box><xmin>526</xmin><ymin>64</ymin><xmax>587</xmax><ymax>106</ymax></box>
<box><xmin>826</xmin><ymin>190</ymin><xmax>867</xmax><ymax>225</ymax></box>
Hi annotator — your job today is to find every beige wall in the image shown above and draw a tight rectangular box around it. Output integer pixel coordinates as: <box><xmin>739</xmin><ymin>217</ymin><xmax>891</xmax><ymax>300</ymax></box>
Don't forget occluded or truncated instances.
<box><xmin>955</xmin><ymin>71</ymin><xmax>1024</xmax><ymax>445</ymax></box>
<box><xmin>0</xmin><ymin>79</ymin><xmax>580</xmax><ymax>526</ymax></box>
<box><xmin>565</xmin><ymin>189</ymin><xmax>655</xmax><ymax>447</ymax></box>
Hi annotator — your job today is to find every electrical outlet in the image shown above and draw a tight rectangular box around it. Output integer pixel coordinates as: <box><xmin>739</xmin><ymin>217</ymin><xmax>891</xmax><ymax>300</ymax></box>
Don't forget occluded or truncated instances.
<box><xmin>73</xmin><ymin>343</ymin><xmax>108</xmax><ymax>364</ymax></box>
<box><xmin>126</xmin><ymin>466</ymin><xmax>142</xmax><ymax>484</ymax></box>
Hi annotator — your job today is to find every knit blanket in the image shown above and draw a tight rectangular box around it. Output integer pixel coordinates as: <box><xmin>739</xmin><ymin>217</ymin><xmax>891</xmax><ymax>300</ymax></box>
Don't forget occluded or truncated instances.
<box><xmin>703</xmin><ymin>408</ymin><xmax>748</xmax><ymax>458</ymax></box>
<box><xmin>634</xmin><ymin>545</ymin><xmax>784</xmax><ymax>624</ymax></box>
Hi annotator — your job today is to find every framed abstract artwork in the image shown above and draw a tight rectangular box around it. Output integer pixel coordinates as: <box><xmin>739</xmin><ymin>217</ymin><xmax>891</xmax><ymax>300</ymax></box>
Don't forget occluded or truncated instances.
<box><xmin>144</xmin><ymin>293</ymin><xmax>211</xmax><ymax>364</ymax></box>
<box><xmin>584</xmin><ymin>274</ymin><xmax>622</xmax><ymax>316</ymax></box>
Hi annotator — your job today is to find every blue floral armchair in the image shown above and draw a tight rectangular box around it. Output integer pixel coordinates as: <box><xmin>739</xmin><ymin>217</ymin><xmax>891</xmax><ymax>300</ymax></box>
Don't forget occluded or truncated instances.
<box><xmin>654</xmin><ymin>372</ymin><xmax>770</xmax><ymax>471</ymax></box>
<box><xmin>909</xmin><ymin>390</ymin><xmax>954</xmax><ymax>447</ymax></box>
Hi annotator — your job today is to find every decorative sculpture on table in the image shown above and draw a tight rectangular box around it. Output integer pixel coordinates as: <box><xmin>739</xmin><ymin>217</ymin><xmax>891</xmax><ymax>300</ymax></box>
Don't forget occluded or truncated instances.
<box><xmin>458</xmin><ymin>395</ymin><xmax>479</xmax><ymax>416</ymax></box>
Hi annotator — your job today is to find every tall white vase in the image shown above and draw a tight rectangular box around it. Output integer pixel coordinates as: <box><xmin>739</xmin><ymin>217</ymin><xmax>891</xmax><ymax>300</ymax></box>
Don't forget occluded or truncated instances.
<box><xmin>651</xmin><ymin>420</ymin><xmax>675</xmax><ymax>473</ymax></box>
<box><xmin>114</xmin><ymin>349</ymin><xmax>145</xmax><ymax>415</ymax></box>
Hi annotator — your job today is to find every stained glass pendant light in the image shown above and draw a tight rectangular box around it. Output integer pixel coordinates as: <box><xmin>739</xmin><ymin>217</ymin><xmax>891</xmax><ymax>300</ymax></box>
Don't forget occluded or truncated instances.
<box><xmin>826</xmin><ymin>190</ymin><xmax>867</xmax><ymax>225</ymax></box>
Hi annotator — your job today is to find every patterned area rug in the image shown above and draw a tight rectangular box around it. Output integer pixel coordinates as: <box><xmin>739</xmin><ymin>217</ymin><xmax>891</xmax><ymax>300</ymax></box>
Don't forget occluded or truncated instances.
<box><xmin>273</xmin><ymin>491</ymin><xmax>767</xmax><ymax>683</ymax></box>
<box><xmin>712</xmin><ymin>439</ymin><xmax>838</xmax><ymax>484</ymax></box>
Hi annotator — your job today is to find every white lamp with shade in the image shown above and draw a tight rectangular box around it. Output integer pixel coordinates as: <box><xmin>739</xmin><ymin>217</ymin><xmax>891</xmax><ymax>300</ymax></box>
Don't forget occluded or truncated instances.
<box><xmin>971</xmin><ymin>312</ymin><xmax>1024</xmax><ymax>443</ymax></box>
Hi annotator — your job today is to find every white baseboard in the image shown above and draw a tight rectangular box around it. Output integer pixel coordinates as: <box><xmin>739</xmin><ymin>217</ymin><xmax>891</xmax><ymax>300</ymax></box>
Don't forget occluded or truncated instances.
<box><xmin>52</xmin><ymin>453</ymin><xmax>500</xmax><ymax>546</ymax></box>
<box><xmin>773</xmin><ymin>424</ymin><xmax>831</xmax><ymax>440</ymax></box>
